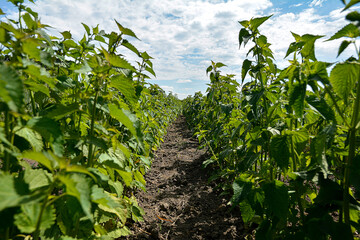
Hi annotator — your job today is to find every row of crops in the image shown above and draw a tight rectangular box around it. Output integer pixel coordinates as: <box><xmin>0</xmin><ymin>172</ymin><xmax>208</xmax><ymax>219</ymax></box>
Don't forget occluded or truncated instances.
<box><xmin>184</xmin><ymin>1</ymin><xmax>360</xmax><ymax>239</ymax></box>
<box><xmin>0</xmin><ymin>1</ymin><xmax>181</xmax><ymax>239</ymax></box>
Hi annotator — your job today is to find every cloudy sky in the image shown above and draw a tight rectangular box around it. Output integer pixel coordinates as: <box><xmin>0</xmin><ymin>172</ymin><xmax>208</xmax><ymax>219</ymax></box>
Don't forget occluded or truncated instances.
<box><xmin>0</xmin><ymin>0</ymin><xmax>356</xmax><ymax>98</ymax></box>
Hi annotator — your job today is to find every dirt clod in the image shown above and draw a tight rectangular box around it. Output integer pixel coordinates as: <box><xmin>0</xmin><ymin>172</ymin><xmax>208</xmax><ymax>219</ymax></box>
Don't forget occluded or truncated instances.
<box><xmin>126</xmin><ymin>116</ymin><xmax>246</xmax><ymax>239</ymax></box>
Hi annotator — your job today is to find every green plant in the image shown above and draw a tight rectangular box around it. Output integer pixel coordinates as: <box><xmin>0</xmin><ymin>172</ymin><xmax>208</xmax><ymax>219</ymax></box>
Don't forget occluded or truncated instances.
<box><xmin>0</xmin><ymin>1</ymin><xmax>181</xmax><ymax>239</ymax></box>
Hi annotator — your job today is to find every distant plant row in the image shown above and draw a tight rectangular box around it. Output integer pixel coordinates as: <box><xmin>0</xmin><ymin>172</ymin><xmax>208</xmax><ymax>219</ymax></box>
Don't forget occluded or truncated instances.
<box><xmin>184</xmin><ymin>1</ymin><xmax>360</xmax><ymax>239</ymax></box>
<box><xmin>0</xmin><ymin>0</ymin><xmax>181</xmax><ymax>239</ymax></box>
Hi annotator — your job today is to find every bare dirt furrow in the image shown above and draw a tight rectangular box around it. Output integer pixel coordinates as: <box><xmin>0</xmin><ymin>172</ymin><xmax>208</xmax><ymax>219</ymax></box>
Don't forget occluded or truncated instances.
<box><xmin>127</xmin><ymin>116</ymin><xmax>245</xmax><ymax>239</ymax></box>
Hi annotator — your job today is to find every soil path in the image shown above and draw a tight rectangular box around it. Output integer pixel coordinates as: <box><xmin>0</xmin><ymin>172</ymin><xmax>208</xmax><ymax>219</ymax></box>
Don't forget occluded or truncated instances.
<box><xmin>127</xmin><ymin>116</ymin><xmax>245</xmax><ymax>239</ymax></box>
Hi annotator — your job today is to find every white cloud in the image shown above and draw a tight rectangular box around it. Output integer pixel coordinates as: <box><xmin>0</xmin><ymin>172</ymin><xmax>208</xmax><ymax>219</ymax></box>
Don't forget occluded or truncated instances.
<box><xmin>176</xmin><ymin>79</ymin><xmax>192</xmax><ymax>83</ymax></box>
<box><xmin>160</xmin><ymin>85</ymin><xmax>174</xmax><ymax>93</ymax></box>
<box><xmin>309</xmin><ymin>0</ymin><xmax>326</xmax><ymax>7</ymax></box>
<box><xmin>3</xmin><ymin>0</ymin><xmax>352</xmax><ymax>97</ymax></box>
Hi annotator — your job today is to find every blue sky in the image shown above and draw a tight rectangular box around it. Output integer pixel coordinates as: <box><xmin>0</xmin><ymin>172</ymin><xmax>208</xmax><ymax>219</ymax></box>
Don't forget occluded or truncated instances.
<box><xmin>0</xmin><ymin>0</ymin><xmax>354</xmax><ymax>98</ymax></box>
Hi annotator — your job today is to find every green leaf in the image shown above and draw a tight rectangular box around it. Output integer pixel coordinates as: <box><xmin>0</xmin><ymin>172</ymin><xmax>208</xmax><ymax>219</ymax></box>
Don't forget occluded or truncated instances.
<box><xmin>103</xmin><ymin>49</ymin><xmax>135</xmax><ymax>71</ymax></box>
<box><xmin>14</xmin><ymin>203</ymin><xmax>55</xmax><ymax>233</ymax></box>
<box><xmin>115</xmin><ymin>20</ymin><xmax>139</xmax><ymax>39</ymax></box>
<box><xmin>215</xmin><ymin>62</ymin><xmax>226</xmax><ymax>68</ymax></box>
<box><xmin>306</xmin><ymin>95</ymin><xmax>335</xmax><ymax>121</ymax></box>
<box><xmin>249</xmin><ymin>15</ymin><xmax>272</xmax><ymax>31</ymax></box>
<box><xmin>338</xmin><ymin>40</ymin><xmax>352</xmax><ymax>57</ymax></box>
<box><xmin>327</xmin><ymin>23</ymin><xmax>360</xmax><ymax>41</ymax></box>
<box><xmin>108</xmin><ymin>104</ymin><xmax>143</xmax><ymax>143</ymax></box>
<box><xmin>61</xmin><ymin>31</ymin><xmax>72</xmax><ymax>40</ymax></box>
<box><xmin>58</xmin><ymin>175</ymin><xmax>80</xmax><ymax>199</ymax></box>
<box><xmin>22</xmin><ymin>38</ymin><xmax>41</xmax><ymax>61</ymax></box>
<box><xmin>0</xmin><ymin>64</ymin><xmax>24</xmax><ymax>112</ymax></box>
<box><xmin>23</xmin><ymin>167</ymin><xmax>52</xmax><ymax>191</ymax></box>
<box><xmin>310</xmin><ymin>134</ymin><xmax>329</xmax><ymax>177</ymax></box>
<box><xmin>116</xmin><ymin>170</ymin><xmax>133</xmax><ymax>187</ymax></box>
<box><xmin>231</xmin><ymin>179</ymin><xmax>252</xmax><ymax>206</ymax></box>
<box><xmin>22</xmin><ymin>151</ymin><xmax>54</xmax><ymax>171</ymax></box>
<box><xmin>70</xmin><ymin>174</ymin><xmax>93</xmax><ymax>222</ymax></box>
<box><xmin>238</xmin><ymin>28</ymin><xmax>251</xmax><ymax>47</ymax></box>
<box><xmin>22</xmin><ymin>13</ymin><xmax>36</xmax><ymax>29</ymax></box>
<box><xmin>27</xmin><ymin>117</ymin><xmax>64</xmax><ymax>156</ymax></box>
<box><xmin>239</xmin><ymin>201</ymin><xmax>255</xmax><ymax>223</ymax></box>
<box><xmin>300</xmin><ymin>34</ymin><xmax>323</xmax><ymax>60</ymax></box>
<box><xmin>91</xmin><ymin>185</ymin><xmax>127</xmax><ymax>223</ymax></box>
<box><xmin>329</xmin><ymin>62</ymin><xmax>359</xmax><ymax>103</ymax></box>
<box><xmin>109</xmin><ymin>75</ymin><xmax>137</xmax><ymax>105</ymax></box>
<box><xmin>15</xmin><ymin>127</ymin><xmax>44</xmax><ymax>151</ymax></box>
<box><xmin>0</xmin><ymin>8</ymin><xmax>5</xmax><ymax>15</ymax></box>
<box><xmin>121</xmin><ymin>39</ymin><xmax>140</xmax><ymax>56</ymax></box>
<box><xmin>81</xmin><ymin>23</ymin><xmax>91</xmax><ymax>35</ymax></box>
<box><xmin>289</xmin><ymin>81</ymin><xmax>306</xmax><ymax>117</ymax></box>
<box><xmin>108</xmin><ymin>180</ymin><xmax>124</xmax><ymax>197</ymax></box>
<box><xmin>45</xmin><ymin>103</ymin><xmax>79</xmax><ymax>120</ymax></box>
<box><xmin>0</xmin><ymin>173</ymin><xmax>30</xmax><ymax>211</ymax></box>
<box><xmin>241</xmin><ymin>59</ymin><xmax>252</xmax><ymax>82</ymax></box>
<box><xmin>270</xmin><ymin>135</ymin><xmax>290</xmax><ymax>169</ymax></box>
<box><xmin>343</xmin><ymin>0</ymin><xmax>360</xmax><ymax>10</ymax></box>
<box><xmin>263</xmin><ymin>180</ymin><xmax>289</xmax><ymax>219</ymax></box>
<box><xmin>346</xmin><ymin>11</ymin><xmax>360</xmax><ymax>22</ymax></box>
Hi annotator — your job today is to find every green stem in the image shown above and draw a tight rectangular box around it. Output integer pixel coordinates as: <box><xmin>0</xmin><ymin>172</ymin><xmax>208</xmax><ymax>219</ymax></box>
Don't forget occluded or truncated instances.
<box><xmin>343</xmin><ymin>69</ymin><xmax>360</xmax><ymax>224</ymax></box>
<box><xmin>4</xmin><ymin>109</ymin><xmax>10</xmax><ymax>172</ymax></box>
<box><xmin>87</xmin><ymin>89</ymin><xmax>99</xmax><ymax>167</ymax></box>
<box><xmin>33</xmin><ymin>184</ymin><xmax>54</xmax><ymax>240</ymax></box>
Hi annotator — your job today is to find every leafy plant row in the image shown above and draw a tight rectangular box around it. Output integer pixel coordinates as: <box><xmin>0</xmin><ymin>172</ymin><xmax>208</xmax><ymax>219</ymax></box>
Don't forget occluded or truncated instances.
<box><xmin>184</xmin><ymin>1</ymin><xmax>360</xmax><ymax>239</ymax></box>
<box><xmin>0</xmin><ymin>1</ymin><xmax>181</xmax><ymax>239</ymax></box>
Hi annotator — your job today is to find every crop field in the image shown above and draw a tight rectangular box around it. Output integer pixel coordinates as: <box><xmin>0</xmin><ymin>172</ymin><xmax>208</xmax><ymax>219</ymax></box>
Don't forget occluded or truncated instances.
<box><xmin>1</xmin><ymin>0</ymin><xmax>360</xmax><ymax>239</ymax></box>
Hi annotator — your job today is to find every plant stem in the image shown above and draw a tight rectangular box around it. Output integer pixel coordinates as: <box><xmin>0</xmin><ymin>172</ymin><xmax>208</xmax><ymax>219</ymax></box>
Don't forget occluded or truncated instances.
<box><xmin>87</xmin><ymin>89</ymin><xmax>99</xmax><ymax>167</ymax></box>
<box><xmin>343</xmin><ymin>69</ymin><xmax>360</xmax><ymax>224</ymax></box>
<box><xmin>33</xmin><ymin>184</ymin><xmax>54</xmax><ymax>240</ymax></box>
<box><xmin>4</xmin><ymin>109</ymin><xmax>10</xmax><ymax>172</ymax></box>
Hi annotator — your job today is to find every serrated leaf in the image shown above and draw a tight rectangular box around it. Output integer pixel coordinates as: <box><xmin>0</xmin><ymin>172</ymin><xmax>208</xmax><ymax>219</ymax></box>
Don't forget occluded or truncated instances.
<box><xmin>300</xmin><ymin>34</ymin><xmax>323</xmax><ymax>61</ymax></box>
<box><xmin>108</xmin><ymin>180</ymin><xmax>124</xmax><ymax>197</ymax></box>
<box><xmin>58</xmin><ymin>175</ymin><xmax>80</xmax><ymax>199</ymax></box>
<box><xmin>344</xmin><ymin>0</ymin><xmax>360</xmax><ymax>10</ymax></box>
<box><xmin>14</xmin><ymin>203</ymin><xmax>55</xmax><ymax>233</ymax></box>
<box><xmin>249</xmin><ymin>15</ymin><xmax>272</xmax><ymax>31</ymax></box>
<box><xmin>45</xmin><ymin>103</ymin><xmax>79</xmax><ymax>120</ymax></box>
<box><xmin>231</xmin><ymin>179</ymin><xmax>252</xmax><ymax>206</ymax></box>
<box><xmin>270</xmin><ymin>135</ymin><xmax>290</xmax><ymax>169</ymax></box>
<box><xmin>110</xmin><ymin>75</ymin><xmax>137</xmax><ymax>105</ymax></box>
<box><xmin>70</xmin><ymin>174</ymin><xmax>93</xmax><ymax>222</ymax></box>
<box><xmin>108</xmin><ymin>104</ymin><xmax>143</xmax><ymax>143</ymax></box>
<box><xmin>23</xmin><ymin>167</ymin><xmax>52</xmax><ymax>191</ymax></box>
<box><xmin>239</xmin><ymin>201</ymin><xmax>255</xmax><ymax>223</ymax></box>
<box><xmin>238</xmin><ymin>28</ymin><xmax>251</xmax><ymax>48</ymax></box>
<box><xmin>327</xmin><ymin>23</ymin><xmax>360</xmax><ymax>41</ymax></box>
<box><xmin>0</xmin><ymin>64</ymin><xmax>24</xmax><ymax>112</ymax></box>
<box><xmin>81</xmin><ymin>23</ymin><xmax>90</xmax><ymax>35</ymax></box>
<box><xmin>263</xmin><ymin>180</ymin><xmax>288</xmax><ymax>219</ymax></box>
<box><xmin>15</xmin><ymin>127</ymin><xmax>43</xmax><ymax>151</ymax></box>
<box><xmin>115</xmin><ymin>20</ymin><xmax>139</xmax><ymax>39</ymax></box>
<box><xmin>61</xmin><ymin>31</ymin><xmax>72</xmax><ymax>40</ymax></box>
<box><xmin>306</xmin><ymin>95</ymin><xmax>335</xmax><ymax>121</ymax></box>
<box><xmin>22</xmin><ymin>13</ymin><xmax>36</xmax><ymax>29</ymax></box>
<box><xmin>116</xmin><ymin>170</ymin><xmax>133</xmax><ymax>187</ymax></box>
<box><xmin>91</xmin><ymin>185</ymin><xmax>127</xmax><ymax>223</ymax></box>
<box><xmin>329</xmin><ymin>62</ymin><xmax>359</xmax><ymax>104</ymax></box>
<box><xmin>27</xmin><ymin>117</ymin><xmax>64</xmax><ymax>156</ymax></box>
<box><xmin>0</xmin><ymin>173</ymin><xmax>30</xmax><ymax>211</ymax></box>
<box><xmin>310</xmin><ymin>134</ymin><xmax>329</xmax><ymax>177</ymax></box>
<box><xmin>121</xmin><ymin>39</ymin><xmax>140</xmax><ymax>56</ymax></box>
<box><xmin>338</xmin><ymin>40</ymin><xmax>352</xmax><ymax>57</ymax></box>
<box><xmin>22</xmin><ymin>38</ymin><xmax>41</xmax><ymax>61</ymax></box>
<box><xmin>241</xmin><ymin>59</ymin><xmax>252</xmax><ymax>82</ymax></box>
<box><xmin>289</xmin><ymin>81</ymin><xmax>306</xmax><ymax>117</ymax></box>
<box><xmin>22</xmin><ymin>151</ymin><xmax>54</xmax><ymax>171</ymax></box>
<box><xmin>215</xmin><ymin>62</ymin><xmax>226</xmax><ymax>68</ymax></box>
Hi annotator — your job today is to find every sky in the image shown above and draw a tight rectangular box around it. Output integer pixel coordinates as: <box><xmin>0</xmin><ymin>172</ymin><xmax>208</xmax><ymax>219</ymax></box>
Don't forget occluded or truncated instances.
<box><xmin>0</xmin><ymin>0</ymin><xmax>356</xmax><ymax>99</ymax></box>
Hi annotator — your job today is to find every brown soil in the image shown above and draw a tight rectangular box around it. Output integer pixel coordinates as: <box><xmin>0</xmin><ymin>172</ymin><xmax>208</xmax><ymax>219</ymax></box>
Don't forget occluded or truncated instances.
<box><xmin>126</xmin><ymin>116</ymin><xmax>247</xmax><ymax>239</ymax></box>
